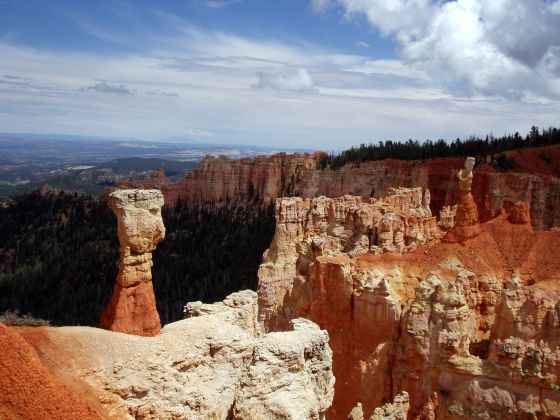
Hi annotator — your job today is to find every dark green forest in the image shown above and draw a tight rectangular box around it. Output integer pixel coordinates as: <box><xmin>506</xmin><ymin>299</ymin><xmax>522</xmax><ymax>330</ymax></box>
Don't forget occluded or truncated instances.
<box><xmin>0</xmin><ymin>190</ymin><xmax>274</xmax><ymax>326</ymax></box>
<box><xmin>318</xmin><ymin>126</ymin><xmax>560</xmax><ymax>170</ymax></box>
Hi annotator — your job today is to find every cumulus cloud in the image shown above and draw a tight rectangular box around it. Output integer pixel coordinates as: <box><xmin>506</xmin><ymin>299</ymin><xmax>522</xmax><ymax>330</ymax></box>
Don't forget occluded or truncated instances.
<box><xmin>81</xmin><ymin>81</ymin><xmax>134</xmax><ymax>95</ymax></box>
<box><xmin>256</xmin><ymin>68</ymin><xmax>316</xmax><ymax>92</ymax></box>
<box><xmin>318</xmin><ymin>0</ymin><xmax>560</xmax><ymax>99</ymax></box>
<box><xmin>550</xmin><ymin>0</ymin><xmax>560</xmax><ymax>14</ymax></box>
<box><xmin>1</xmin><ymin>19</ymin><xmax>559</xmax><ymax>149</ymax></box>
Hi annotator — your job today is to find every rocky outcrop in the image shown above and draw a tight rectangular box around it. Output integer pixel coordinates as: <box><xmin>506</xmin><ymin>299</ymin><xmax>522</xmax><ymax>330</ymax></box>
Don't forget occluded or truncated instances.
<box><xmin>349</xmin><ymin>392</ymin><xmax>410</xmax><ymax>420</ymax></box>
<box><xmin>161</xmin><ymin>153</ymin><xmax>319</xmax><ymax>205</ymax></box>
<box><xmin>22</xmin><ymin>291</ymin><xmax>335</xmax><ymax>420</ymax></box>
<box><xmin>258</xmin><ymin>187</ymin><xmax>439</xmax><ymax>331</ymax></box>
<box><xmin>445</xmin><ymin>191</ymin><xmax>481</xmax><ymax>243</ymax></box>
<box><xmin>371</xmin><ymin>392</ymin><xmax>410</xmax><ymax>420</ymax></box>
<box><xmin>258</xmin><ymin>188</ymin><xmax>440</xmax><ymax>416</ymax></box>
<box><xmin>472</xmin><ymin>171</ymin><xmax>560</xmax><ymax>230</ymax></box>
<box><xmin>258</xmin><ymin>188</ymin><xmax>560</xmax><ymax>418</ymax></box>
<box><xmin>509</xmin><ymin>200</ymin><xmax>531</xmax><ymax>224</ymax></box>
<box><xmin>162</xmin><ymin>145</ymin><xmax>560</xmax><ymax>230</ymax></box>
<box><xmin>99</xmin><ymin>189</ymin><xmax>165</xmax><ymax>336</ymax></box>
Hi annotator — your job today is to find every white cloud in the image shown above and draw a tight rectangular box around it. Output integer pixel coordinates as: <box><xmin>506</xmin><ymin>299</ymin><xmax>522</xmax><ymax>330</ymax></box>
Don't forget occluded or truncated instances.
<box><xmin>322</xmin><ymin>0</ymin><xmax>560</xmax><ymax>99</ymax></box>
<box><xmin>184</xmin><ymin>129</ymin><xmax>215</xmax><ymax>138</ymax></box>
<box><xmin>205</xmin><ymin>0</ymin><xmax>241</xmax><ymax>9</ymax></box>
<box><xmin>1</xmin><ymin>16</ymin><xmax>560</xmax><ymax>149</ymax></box>
<box><xmin>81</xmin><ymin>81</ymin><xmax>134</xmax><ymax>95</ymax></box>
<box><xmin>356</xmin><ymin>41</ymin><xmax>370</xmax><ymax>48</ymax></box>
<box><xmin>309</xmin><ymin>0</ymin><xmax>330</xmax><ymax>14</ymax></box>
<box><xmin>256</xmin><ymin>68</ymin><xmax>316</xmax><ymax>92</ymax></box>
<box><xmin>549</xmin><ymin>0</ymin><xmax>560</xmax><ymax>14</ymax></box>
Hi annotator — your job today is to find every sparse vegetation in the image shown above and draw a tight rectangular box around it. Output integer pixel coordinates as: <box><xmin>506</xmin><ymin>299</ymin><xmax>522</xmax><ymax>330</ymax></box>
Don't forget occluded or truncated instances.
<box><xmin>490</xmin><ymin>153</ymin><xmax>518</xmax><ymax>171</ymax></box>
<box><xmin>0</xmin><ymin>310</ymin><xmax>50</xmax><ymax>326</ymax></box>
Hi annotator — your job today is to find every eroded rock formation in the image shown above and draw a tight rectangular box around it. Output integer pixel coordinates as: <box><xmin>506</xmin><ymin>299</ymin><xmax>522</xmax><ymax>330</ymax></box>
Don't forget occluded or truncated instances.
<box><xmin>161</xmin><ymin>153</ymin><xmax>319</xmax><ymax>205</ymax></box>
<box><xmin>161</xmin><ymin>145</ymin><xmax>560</xmax><ymax>230</ymax></box>
<box><xmin>20</xmin><ymin>291</ymin><xmax>335</xmax><ymax>419</ymax></box>
<box><xmin>258</xmin><ymin>188</ymin><xmax>439</xmax><ymax>331</ymax></box>
<box><xmin>99</xmin><ymin>189</ymin><xmax>165</xmax><ymax>336</ymax></box>
<box><xmin>258</xmin><ymin>188</ymin><xmax>560</xmax><ymax>418</ymax></box>
<box><xmin>445</xmin><ymin>157</ymin><xmax>481</xmax><ymax>243</ymax></box>
<box><xmin>349</xmin><ymin>392</ymin><xmax>410</xmax><ymax>420</ymax></box>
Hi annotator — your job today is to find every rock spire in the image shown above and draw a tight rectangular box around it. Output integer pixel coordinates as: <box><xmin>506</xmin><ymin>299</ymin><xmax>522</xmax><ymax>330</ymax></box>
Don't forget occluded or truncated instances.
<box><xmin>99</xmin><ymin>189</ymin><xmax>165</xmax><ymax>336</ymax></box>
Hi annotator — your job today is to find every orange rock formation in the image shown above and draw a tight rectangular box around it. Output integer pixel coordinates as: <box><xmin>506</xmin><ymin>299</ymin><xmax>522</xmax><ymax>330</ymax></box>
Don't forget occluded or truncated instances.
<box><xmin>445</xmin><ymin>157</ymin><xmax>481</xmax><ymax>243</ymax></box>
<box><xmin>99</xmin><ymin>189</ymin><xmax>165</xmax><ymax>336</ymax></box>
<box><xmin>258</xmin><ymin>187</ymin><xmax>560</xmax><ymax>418</ymax></box>
<box><xmin>161</xmin><ymin>144</ymin><xmax>560</xmax><ymax>230</ymax></box>
<box><xmin>0</xmin><ymin>323</ymin><xmax>106</xmax><ymax>419</ymax></box>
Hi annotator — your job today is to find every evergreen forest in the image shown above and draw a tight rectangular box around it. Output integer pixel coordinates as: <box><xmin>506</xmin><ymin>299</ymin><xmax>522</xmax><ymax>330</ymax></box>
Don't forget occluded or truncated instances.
<box><xmin>318</xmin><ymin>126</ymin><xmax>560</xmax><ymax>169</ymax></box>
<box><xmin>0</xmin><ymin>190</ymin><xmax>275</xmax><ymax>326</ymax></box>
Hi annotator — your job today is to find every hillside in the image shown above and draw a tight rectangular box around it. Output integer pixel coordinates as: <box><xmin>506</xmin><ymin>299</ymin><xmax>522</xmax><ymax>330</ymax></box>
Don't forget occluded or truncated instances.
<box><xmin>0</xmin><ymin>190</ymin><xmax>274</xmax><ymax>326</ymax></box>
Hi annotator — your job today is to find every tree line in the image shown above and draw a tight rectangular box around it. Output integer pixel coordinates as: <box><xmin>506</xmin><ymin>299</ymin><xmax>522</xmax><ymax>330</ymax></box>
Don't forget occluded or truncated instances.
<box><xmin>0</xmin><ymin>190</ymin><xmax>275</xmax><ymax>326</ymax></box>
<box><xmin>317</xmin><ymin>126</ymin><xmax>560</xmax><ymax>170</ymax></box>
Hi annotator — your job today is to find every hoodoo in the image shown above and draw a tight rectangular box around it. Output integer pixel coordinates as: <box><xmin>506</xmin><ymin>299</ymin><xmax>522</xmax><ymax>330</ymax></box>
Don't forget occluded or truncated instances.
<box><xmin>99</xmin><ymin>189</ymin><xmax>165</xmax><ymax>336</ymax></box>
<box><xmin>445</xmin><ymin>157</ymin><xmax>481</xmax><ymax>243</ymax></box>
<box><xmin>258</xmin><ymin>185</ymin><xmax>560</xmax><ymax>418</ymax></box>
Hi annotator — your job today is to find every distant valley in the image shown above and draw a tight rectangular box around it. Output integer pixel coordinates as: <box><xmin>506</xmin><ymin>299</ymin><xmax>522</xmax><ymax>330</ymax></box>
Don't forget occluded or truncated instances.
<box><xmin>0</xmin><ymin>133</ymin><xmax>299</xmax><ymax>197</ymax></box>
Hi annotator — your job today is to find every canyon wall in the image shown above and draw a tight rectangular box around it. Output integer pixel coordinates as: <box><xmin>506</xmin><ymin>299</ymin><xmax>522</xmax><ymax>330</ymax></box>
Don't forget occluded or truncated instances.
<box><xmin>161</xmin><ymin>153</ymin><xmax>318</xmax><ymax>205</ymax></box>
<box><xmin>258</xmin><ymin>189</ymin><xmax>560</xmax><ymax>418</ymax></box>
<box><xmin>161</xmin><ymin>145</ymin><xmax>560</xmax><ymax>230</ymax></box>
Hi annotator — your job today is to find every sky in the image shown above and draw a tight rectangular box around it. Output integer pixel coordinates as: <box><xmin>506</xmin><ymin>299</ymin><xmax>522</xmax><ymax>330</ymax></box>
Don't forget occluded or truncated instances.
<box><xmin>0</xmin><ymin>0</ymin><xmax>559</xmax><ymax>150</ymax></box>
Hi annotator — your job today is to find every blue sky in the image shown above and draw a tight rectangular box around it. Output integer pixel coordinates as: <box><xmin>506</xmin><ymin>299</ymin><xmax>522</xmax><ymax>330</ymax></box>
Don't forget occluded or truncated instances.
<box><xmin>1</xmin><ymin>0</ymin><xmax>559</xmax><ymax>149</ymax></box>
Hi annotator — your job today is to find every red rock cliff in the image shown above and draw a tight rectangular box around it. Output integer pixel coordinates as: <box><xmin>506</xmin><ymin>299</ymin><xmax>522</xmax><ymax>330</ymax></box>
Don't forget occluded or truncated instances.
<box><xmin>163</xmin><ymin>145</ymin><xmax>560</xmax><ymax>230</ymax></box>
<box><xmin>161</xmin><ymin>152</ymin><xmax>319</xmax><ymax>205</ymax></box>
<box><xmin>257</xmin><ymin>188</ymin><xmax>560</xmax><ymax>418</ymax></box>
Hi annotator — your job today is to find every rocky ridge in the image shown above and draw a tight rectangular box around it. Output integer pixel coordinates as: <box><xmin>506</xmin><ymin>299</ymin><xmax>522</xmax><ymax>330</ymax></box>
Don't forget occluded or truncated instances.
<box><xmin>18</xmin><ymin>291</ymin><xmax>334</xmax><ymax>420</ymax></box>
<box><xmin>258</xmin><ymin>187</ymin><xmax>560</xmax><ymax>418</ymax></box>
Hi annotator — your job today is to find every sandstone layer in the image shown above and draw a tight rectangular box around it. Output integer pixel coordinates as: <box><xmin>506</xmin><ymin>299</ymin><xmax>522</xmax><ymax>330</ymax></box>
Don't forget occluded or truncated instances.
<box><xmin>19</xmin><ymin>291</ymin><xmax>335</xmax><ymax>420</ymax></box>
<box><xmin>99</xmin><ymin>189</ymin><xmax>165</xmax><ymax>336</ymax></box>
<box><xmin>161</xmin><ymin>144</ymin><xmax>560</xmax><ymax>230</ymax></box>
<box><xmin>161</xmin><ymin>153</ymin><xmax>319</xmax><ymax>205</ymax></box>
<box><xmin>258</xmin><ymin>189</ymin><xmax>560</xmax><ymax>418</ymax></box>
<box><xmin>444</xmin><ymin>191</ymin><xmax>481</xmax><ymax>243</ymax></box>
<box><xmin>258</xmin><ymin>187</ymin><xmax>439</xmax><ymax>331</ymax></box>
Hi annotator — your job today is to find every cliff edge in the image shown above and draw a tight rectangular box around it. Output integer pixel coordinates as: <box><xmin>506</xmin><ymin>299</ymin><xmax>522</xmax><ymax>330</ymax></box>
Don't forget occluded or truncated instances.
<box><xmin>258</xmin><ymin>188</ymin><xmax>560</xmax><ymax>418</ymax></box>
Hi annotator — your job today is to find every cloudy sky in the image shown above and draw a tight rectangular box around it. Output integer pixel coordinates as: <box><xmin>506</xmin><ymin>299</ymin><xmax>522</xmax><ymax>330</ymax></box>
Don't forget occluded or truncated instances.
<box><xmin>1</xmin><ymin>0</ymin><xmax>559</xmax><ymax>149</ymax></box>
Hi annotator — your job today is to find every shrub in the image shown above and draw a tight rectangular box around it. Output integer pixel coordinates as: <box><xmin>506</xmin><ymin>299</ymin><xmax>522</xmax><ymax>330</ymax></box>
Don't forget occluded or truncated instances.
<box><xmin>0</xmin><ymin>310</ymin><xmax>51</xmax><ymax>326</ymax></box>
